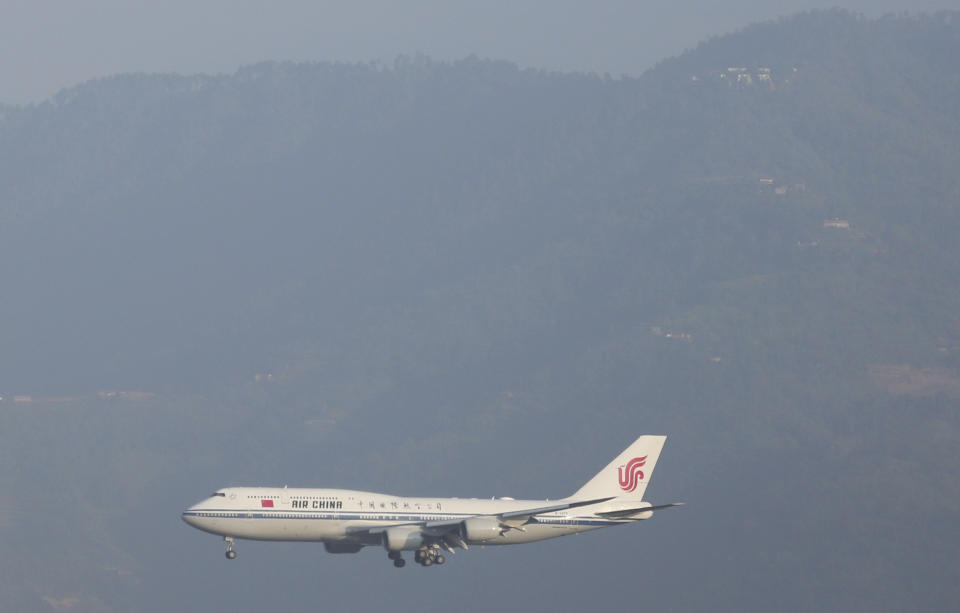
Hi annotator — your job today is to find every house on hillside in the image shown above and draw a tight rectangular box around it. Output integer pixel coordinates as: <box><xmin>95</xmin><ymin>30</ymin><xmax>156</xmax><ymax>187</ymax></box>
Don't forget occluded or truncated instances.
<box><xmin>824</xmin><ymin>218</ymin><xmax>850</xmax><ymax>229</ymax></box>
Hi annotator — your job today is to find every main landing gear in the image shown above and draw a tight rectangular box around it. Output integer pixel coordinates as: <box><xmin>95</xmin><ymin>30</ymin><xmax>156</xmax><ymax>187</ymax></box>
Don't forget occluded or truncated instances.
<box><xmin>224</xmin><ymin>536</ymin><xmax>237</xmax><ymax>560</ymax></box>
<box><xmin>414</xmin><ymin>546</ymin><xmax>445</xmax><ymax>567</ymax></box>
<box><xmin>387</xmin><ymin>545</ymin><xmax>446</xmax><ymax>568</ymax></box>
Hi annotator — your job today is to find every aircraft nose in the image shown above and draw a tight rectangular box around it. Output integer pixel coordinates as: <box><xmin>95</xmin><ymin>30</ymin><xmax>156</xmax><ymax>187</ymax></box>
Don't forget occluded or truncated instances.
<box><xmin>181</xmin><ymin>507</ymin><xmax>200</xmax><ymax>527</ymax></box>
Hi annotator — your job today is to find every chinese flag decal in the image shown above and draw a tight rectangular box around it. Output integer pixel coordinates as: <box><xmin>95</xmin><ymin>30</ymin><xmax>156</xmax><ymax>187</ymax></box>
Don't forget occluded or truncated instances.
<box><xmin>261</xmin><ymin>499</ymin><xmax>274</xmax><ymax>508</ymax></box>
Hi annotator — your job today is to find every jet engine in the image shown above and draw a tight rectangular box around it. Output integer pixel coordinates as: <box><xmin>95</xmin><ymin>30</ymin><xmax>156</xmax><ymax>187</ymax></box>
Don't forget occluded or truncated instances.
<box><xmin>383</xmin><ymin>526</ymin><xmax>424</xmax><ymax>552</ymax></box>
<box><xmin>461</xmin><ymin>517</ymin><xmax>502</xmax><ymax>543</ymax></box>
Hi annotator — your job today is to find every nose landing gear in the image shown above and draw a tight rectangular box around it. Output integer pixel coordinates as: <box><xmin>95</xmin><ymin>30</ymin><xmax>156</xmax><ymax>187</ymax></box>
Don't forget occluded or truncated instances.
<box><xmin>387</xmin><ymin>550</ymin><xmax>405</xmax><ymax>568</ymax></box>
<box><xmin>224</xmin><ymin>537</ymin><xmax>237</xmax><ymax>560</ymax></box>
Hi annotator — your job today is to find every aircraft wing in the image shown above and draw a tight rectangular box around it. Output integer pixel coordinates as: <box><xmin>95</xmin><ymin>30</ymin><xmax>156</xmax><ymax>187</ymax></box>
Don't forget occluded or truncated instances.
<box><xmin>419</xmin><ymin>496</ymin><xmax>614</xmax><ymax>533</ymax></box>
<box><xmin>351</xmin><ymin>497</ymin><xmax>614</xmax><ymax>549</ymax></box>
<box><xmin>595</xmin><ymin>502</ymin><xmax>685</xmax><ymax>518</ymax></box>
<box><xmin>498</xmin><ymin>496</ymin><xmax>614</xmax><ymax>520</ymax></box>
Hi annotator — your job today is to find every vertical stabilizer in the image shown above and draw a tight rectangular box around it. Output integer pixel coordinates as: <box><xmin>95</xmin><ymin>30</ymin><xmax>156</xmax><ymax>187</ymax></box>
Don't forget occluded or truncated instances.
<box><xmin>570</xmin><ymin>435</ymin><xmax>666</xmax><ymax>501</ymax></box>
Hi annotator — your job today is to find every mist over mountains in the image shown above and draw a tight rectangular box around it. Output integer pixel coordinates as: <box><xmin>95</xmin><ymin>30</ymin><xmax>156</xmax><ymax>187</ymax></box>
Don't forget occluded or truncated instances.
<box><xmin>1</xmin><ymin>10</ymin><xmax>958</xmax><ymax>612</ymax></box>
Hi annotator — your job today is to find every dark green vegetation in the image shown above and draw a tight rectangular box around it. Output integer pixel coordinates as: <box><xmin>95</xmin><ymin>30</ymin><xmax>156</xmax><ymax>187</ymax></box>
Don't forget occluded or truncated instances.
<box><xmin>1</xmin><ymin>10</ymin><xmax>959</xmax><ymax>612</ymax></box>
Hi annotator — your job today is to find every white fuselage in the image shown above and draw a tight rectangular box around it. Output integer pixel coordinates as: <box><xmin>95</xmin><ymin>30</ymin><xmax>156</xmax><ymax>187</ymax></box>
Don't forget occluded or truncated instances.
<box><xmin>181</xmin><ymin>486</ymin><xmax>636</xmax><ymax>546</ymax></box>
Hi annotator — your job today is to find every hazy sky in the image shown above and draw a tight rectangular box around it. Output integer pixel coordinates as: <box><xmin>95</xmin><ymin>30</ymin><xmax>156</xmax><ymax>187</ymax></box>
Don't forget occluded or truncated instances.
<box><xmin>3</xmin><ymin>0</ymin><xmax>959</xmax><ymax>104</ymax></box>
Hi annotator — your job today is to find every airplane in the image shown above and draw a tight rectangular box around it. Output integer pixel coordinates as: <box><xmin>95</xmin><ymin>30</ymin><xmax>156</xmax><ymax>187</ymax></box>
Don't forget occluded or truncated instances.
<box><xmin>181</xmin><ymin>434</ymin><xmax>682</xmax><ymax>567</ymax></box>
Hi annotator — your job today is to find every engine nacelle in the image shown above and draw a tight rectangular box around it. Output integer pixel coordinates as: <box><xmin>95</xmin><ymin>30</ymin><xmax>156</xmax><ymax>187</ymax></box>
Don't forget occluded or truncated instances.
<box><xmin>383</xmin><ymin>526</ymin><xmax>424</xmax><ymax>552</ymax></box>
<box><xmin>461</xmin><ymin>516</ymin><xmax>502</xmax><ymax>543</ymax></box>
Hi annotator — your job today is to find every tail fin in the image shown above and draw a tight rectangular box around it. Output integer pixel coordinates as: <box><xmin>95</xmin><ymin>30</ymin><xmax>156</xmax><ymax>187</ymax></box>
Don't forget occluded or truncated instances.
<box><xmin>570</xmin><ymin>435</ymin><xmax>666</xmax><ymax>501</ymax></box>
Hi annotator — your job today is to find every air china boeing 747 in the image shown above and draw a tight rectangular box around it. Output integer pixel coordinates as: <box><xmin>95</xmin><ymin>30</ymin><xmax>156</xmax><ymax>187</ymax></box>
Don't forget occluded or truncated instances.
<box><xmin>181</xmin><ymin>434</ymin><xmax>681</xmax><ymax>567</ymax></box>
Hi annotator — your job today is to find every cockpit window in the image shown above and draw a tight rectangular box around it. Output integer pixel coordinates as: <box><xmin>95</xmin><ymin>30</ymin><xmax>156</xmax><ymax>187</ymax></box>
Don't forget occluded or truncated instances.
<box><xmin>211</xmin><ymin>492</ymin><xmax>226</xmax><ymax>497</ymax></box>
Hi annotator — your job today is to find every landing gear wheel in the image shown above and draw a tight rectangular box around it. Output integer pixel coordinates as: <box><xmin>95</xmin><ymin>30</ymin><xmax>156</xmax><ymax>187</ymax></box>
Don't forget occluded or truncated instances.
<box><xmin>225</xmin><ymin>550</ymin><xmax>237</xmax><ymax>560</ymax></box>
<box><xmin>434</xmin><ymin>554</ymin><xmax>445</xmax><ymax>565</ymax></box>
<box><xmin>387</xmin><ymin>551</ymin><xmax>401</xmax><ymax>561</ymax></box>
<box><xmin>422</xmin><ymin>556</ymin><xmax>433</xmax><ymax>566</ymax></box>
<box><xmin>393</xmin><ymin>558</ymin><xmax>405</xmax><ymax>568</ymax></box>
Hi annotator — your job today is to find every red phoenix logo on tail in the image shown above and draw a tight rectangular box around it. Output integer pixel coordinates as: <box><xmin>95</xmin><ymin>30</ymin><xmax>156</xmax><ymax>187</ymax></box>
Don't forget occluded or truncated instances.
<box><xmin>618</xmin><ymin>456</ymin><xmax>647</xmax><ymax>492</ymax></box>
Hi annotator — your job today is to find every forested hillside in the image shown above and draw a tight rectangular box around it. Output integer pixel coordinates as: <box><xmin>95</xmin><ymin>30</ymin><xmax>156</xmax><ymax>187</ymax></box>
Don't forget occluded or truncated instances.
<box><xmin>1</xmin><ymin>10</ymin><xmax>958</xmax><ymax>612</ymax></box>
